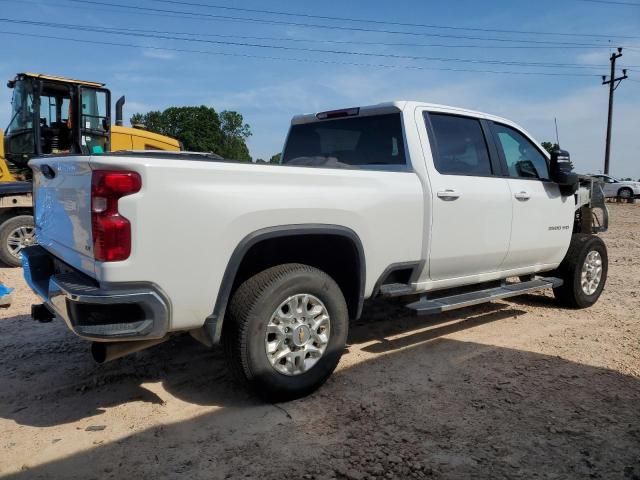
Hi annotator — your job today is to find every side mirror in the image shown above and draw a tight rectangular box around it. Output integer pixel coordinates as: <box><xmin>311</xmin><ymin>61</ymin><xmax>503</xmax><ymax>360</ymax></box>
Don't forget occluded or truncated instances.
<box><xmin>550</xmin><ymin>148</ymin><xmax>578</xmax><ymax>195</ymax></box>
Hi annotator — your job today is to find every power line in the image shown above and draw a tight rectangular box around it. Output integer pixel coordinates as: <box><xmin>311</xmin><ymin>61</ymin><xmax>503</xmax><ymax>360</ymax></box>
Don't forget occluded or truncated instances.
<box><xmin>3</xmin><ymin>1</ymin><xmax>632</xmax><ymax>50</ymax></box>
<box><xmin>58</xmin><ymin>0</ymin><xmax>639</xmax><ymax>46</ymax></box>
<box><xmin>154</xmin><ymin>0</ymin><xmax>640</xmax><ymax>40</ymax></box>
<box><xmin>0</xmin><ymin>30</ymin><xmax>604</xmax><ymax>78</ymax></box>
<box><xmin>0</xmin><ymin>18</ymin><xmax>622</xmax><ymax>70</ymax></box>
<box><xmin>31</xmin><ymin>22</ymin><xmax>624</xmax><ymax>51</ymax></box>
<box><xmin>578</xmin><ymin>0</ymin><xmax>640</xmax><ymax>6</ymax></box>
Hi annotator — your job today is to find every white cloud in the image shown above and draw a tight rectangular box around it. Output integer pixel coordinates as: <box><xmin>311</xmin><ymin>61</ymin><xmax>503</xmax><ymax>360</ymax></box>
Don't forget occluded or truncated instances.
<box><xmin>208</xmin><ymin>82</ymin><xmax>326</xmax><ymax>113</ymax></box>
<box><xmin>141</xmin><ymin>49</ymin><xmax>176</xmax><ymax>60</ymax></box>
<box><xmin>576</xmin><ymin>50</ymin><xmax>610</xmax><ymax>66</ymax></box>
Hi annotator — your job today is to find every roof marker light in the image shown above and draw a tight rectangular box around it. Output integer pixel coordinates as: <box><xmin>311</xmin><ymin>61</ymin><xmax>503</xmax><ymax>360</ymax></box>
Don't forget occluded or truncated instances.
<box><xmin>316</xmin><ymin>107</ymin><xmax>360</xmax><ymax>120</ymax></box>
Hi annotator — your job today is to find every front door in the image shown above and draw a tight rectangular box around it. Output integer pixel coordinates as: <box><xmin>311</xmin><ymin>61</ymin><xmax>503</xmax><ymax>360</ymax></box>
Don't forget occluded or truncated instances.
<box><xmin>79</xmin><ymin>87</ymin><xmax>111</xmax><ymax>154</ymax></box>
<box><xmin>422</xmin><ymin>112</ymin><xmax>512</xmax><ymax>281</ymax></box>
<box><xmin>490</xmin><ymin>122</ymin><xmax>574</xmax><ymax>270</ymax></box>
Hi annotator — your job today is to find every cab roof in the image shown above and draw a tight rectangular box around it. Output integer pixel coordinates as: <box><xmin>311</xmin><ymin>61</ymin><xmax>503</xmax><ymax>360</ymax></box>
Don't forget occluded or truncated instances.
<box><xmin>12</xmin><ymin>72</ymin><xmax>105</xmax><ymax>88</ymax></box>
<box><xmin>290</xmin><ymin>100</ymin><xmax>544</xmax><ymax>157</ymax></box>
<box><xmin>291</xmin><ymin>101</ymin><xmax>514</xmax><ymax>127</ymax></box>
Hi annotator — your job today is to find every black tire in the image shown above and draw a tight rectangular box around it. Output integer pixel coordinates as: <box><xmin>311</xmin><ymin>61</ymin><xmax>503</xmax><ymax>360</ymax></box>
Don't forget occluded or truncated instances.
<box><xmin>222</xmin><ymin>263</ymin><xmax>349</xmax><ymax>402</ymax></box>
<box><xmin>617</xmin><ymin>187</ymin><xmax>633</xmax><ymax>200</ymax></box>
<box><xmin>553</xmin><ymin>234</ymin><xmax>608</xmax><ymax>308</ymax></box>
<box><xmin>0</xmin><ymin>215</ymin><xmax>34</xmax><ymax>267</ymax></box>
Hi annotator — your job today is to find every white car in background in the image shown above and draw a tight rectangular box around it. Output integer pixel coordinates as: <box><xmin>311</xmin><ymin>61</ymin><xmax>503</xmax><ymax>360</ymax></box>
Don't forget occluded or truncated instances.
<box><xmin>590</xmin><ymin>174</ymin><xmax>640</xmax><ymax>200</ymax></box>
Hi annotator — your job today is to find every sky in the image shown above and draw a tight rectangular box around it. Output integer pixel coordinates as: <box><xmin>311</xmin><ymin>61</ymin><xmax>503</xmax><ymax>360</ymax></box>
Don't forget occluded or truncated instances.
<box><xmin>0</xmin><ymin>0</ymin><xmax>639</xmax><ymax>177</ymax></box>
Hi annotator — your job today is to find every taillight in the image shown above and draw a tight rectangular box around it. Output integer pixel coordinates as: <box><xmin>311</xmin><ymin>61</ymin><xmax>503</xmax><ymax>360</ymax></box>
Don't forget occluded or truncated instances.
<box><xmin>91</xmin><ymin>170</ymin><xmax>141</xmax><ymax>262</ymax></box>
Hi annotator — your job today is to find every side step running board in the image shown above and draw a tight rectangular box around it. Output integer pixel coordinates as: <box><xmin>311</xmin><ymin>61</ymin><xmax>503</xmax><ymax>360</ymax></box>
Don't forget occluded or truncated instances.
<box><xmin>405</xmin><ymin>278</ymin><xmax>563</xmax><ymax>315</ymax></box>
<box><xmin>378</xmin><ymin>283</ymin><xmax>414</xmax><ymax>297</ymax></box>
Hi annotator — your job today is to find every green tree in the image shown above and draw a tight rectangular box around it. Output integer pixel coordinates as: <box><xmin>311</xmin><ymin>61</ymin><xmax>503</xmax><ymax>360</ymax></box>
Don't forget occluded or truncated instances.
<box><xmin>219</xmin><ymin>110</ymin><xmax>252</xmax><ymax>161</ymax></box>
<box><xmin>269</xmin><ymin>153</ymin><xmax>281</xmax><ymax>164</ymax></box>
<box><xmin>540</xmin><ymin>141</ymin><xmax>559</xmax><ymax>155</ymax></box>
<box><xmin>130</xmin><ymin>106</ymin><xmax>252</xmax><ymax>160</ymax></box>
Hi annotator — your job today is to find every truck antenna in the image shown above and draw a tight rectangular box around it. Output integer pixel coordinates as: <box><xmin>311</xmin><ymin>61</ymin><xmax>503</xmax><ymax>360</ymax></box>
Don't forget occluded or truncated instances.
<box><xmin>554</xmin><ymin>117</ymin><xmax>561</xmax><ymax>148</ymax></box>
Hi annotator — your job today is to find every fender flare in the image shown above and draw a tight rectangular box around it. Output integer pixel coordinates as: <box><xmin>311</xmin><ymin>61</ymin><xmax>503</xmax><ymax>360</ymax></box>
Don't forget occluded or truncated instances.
<box><xmin>205</xmin><ymin>224</ymin><xmax>366</xmax><ymax>343</ymax></box>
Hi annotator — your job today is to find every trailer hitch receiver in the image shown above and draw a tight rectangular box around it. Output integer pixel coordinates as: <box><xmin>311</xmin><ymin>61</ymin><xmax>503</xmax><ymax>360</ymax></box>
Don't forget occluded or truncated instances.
<box><xmin>31</xmin><ymin>304</ymin><xmax>55</xmax><ymax>323</ymax></box>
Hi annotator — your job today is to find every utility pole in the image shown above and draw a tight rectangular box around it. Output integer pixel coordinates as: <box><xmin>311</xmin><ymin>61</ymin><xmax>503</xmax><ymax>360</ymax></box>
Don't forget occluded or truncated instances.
<box><xmin>602</xmin><ymin>47</ymin><xmax>628</xmax><ymax>175</ymax></box>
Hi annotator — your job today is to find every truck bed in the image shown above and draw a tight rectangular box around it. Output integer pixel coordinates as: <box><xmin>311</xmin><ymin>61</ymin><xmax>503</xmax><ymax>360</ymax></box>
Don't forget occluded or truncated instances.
<box><xmin>28</xmin><ymin>153</ymin><xmax>424</xmax><ymax>333</ymax></box>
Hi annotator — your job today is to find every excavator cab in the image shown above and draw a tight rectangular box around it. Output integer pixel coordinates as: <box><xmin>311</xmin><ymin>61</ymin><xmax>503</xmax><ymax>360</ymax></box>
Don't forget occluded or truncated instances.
<box><xmin>0</xmin><ymin>73</ymin><xmax>181</xmax><ymax>268</ymax></box>
<box><xmin>4</xmin><ymin>73</ymin><xmax>111</xmax><ymax>167</ymax></box>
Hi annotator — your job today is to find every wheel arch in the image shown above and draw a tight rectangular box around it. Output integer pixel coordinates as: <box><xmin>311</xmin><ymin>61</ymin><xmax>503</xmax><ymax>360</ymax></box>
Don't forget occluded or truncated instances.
<box><xmin>207</xmin><ymin>224</ymin><xmax>366</xmax><ymax>344</ymax></box>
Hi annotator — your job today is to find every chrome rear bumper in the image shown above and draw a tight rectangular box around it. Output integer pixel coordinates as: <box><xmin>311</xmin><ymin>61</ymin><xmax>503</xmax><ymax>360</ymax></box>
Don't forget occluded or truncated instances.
<box><xmin>22</xmin><ymin>246</ymin><xmax>170</xmax><ymax>341</ymax></box>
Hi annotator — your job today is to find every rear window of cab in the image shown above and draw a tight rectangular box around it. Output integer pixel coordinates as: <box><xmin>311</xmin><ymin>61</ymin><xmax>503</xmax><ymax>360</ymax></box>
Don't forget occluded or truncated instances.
<box><xmin>282</xmin><ymin>113</ymin><xmax>408</xmax><ymax>171</ymax></box>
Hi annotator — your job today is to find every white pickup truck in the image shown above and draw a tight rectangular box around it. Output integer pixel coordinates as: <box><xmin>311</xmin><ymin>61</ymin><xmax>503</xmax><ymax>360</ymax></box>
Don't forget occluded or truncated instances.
<box><xmin>23</xmin><ymin>101</ymin><xmax>608</xmax><ymax>401</ymax></box>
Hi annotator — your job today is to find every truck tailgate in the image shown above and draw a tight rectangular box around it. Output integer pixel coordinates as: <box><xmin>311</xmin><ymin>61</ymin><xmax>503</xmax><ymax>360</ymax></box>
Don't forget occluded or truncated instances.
<box><xmin>30</xmin><ymin>157</ymin><xmax>95</xmax><ymax>276</ymax></box>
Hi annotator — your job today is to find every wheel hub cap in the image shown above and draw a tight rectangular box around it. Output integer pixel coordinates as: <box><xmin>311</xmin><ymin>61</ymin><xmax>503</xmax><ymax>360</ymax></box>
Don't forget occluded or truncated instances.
<box><xmin>265</xmin><ymin>294</ymin><xmax>331</xmax><ymax>376</ymax></box>
<box><xmin>581</xmin><ymin>250</ymin><xmax>603</xmax><ymax>296</ymax></box>
<box><xmin>292</xmin><ymin>324</ymin><xmax>311</xmax><ymax>347</ymax></box>
<box><xmin>7</xmin><ymin>225</ymin><xmax>35</xmax><ymax>259</ymax></box>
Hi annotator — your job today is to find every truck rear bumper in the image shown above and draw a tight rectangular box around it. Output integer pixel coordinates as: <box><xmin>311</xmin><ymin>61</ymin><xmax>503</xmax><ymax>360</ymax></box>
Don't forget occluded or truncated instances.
<box><xmin>22</xmin><ymin>246</ymin><xmax>170</xmax><ymax>341</ymax></box>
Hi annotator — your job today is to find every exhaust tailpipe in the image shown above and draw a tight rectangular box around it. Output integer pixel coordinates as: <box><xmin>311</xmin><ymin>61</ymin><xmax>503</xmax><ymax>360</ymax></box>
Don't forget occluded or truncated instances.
<box><xmin>115</xmin><ymin>95</ymin><xmax>125</xmax><ymax>126</ymax></box>
<box><xmin>91</xmin><ymin>337</ymin><xmax>168</xmax><ymax>364</ymax></box>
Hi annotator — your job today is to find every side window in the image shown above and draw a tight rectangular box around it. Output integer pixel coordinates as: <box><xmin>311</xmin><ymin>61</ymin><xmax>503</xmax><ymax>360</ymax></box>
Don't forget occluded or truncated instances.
<box><xmin>493</xmin><ymin>124</ymin><xmax>550</xmax><ymax>180</ymax></box>
<box><xmin>427</xmin><ymin>113</ymin><xmax>493</xmax><ymax>176</ymax></box>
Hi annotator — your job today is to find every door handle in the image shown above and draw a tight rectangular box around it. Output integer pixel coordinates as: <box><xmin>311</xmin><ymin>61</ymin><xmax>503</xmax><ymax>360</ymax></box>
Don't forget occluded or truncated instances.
<box><xmin>514</xmin><ymin>191</ymin><xmax>530</xmax><ymax>201</ymax></box>
<box><xmin>437</xmin><ymin>189</ymin><xmax>461</xmax><ymax>200</ymax></box>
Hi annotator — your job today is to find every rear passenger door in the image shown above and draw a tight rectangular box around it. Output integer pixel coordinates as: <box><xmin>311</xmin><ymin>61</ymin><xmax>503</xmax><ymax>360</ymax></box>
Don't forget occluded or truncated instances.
<box><xmin>422</xmin><ymin>112</ymin><xmax>512</xmax><ymax>281</ymax></box>
<box><xmin>490</xmin><ymin>122</ymin><xmax>574</xmax><ymax>270</ymax></box>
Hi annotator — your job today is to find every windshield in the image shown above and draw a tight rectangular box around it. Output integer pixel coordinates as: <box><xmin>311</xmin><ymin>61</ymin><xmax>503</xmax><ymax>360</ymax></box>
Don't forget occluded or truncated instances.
<box><xmin>6</xmin><ymin>80</ymin><xmax>34</xmax><ymax>134</ymax></box>
<box><xmin>282</xmin><ymin>113</ymin><xmax>407</xmax><ymax>170</ymax></box>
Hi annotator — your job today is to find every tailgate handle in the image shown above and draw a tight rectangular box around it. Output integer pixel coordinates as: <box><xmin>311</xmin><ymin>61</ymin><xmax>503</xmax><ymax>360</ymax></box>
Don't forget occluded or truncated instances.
<box><xmin>41</xmin><ymin>164</ymin><xmax>56</xmax><ymax>179</ymax></box>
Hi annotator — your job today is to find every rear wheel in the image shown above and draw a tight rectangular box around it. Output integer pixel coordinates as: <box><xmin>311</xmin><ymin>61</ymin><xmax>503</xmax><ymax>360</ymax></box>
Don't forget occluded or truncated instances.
<box><xmin>222</xmin><ymin>263</ymin><xmax>349</xmax><ymax>402</ymax></box>
<box><xmin>0</xmin><ymin>215</ymin><xmax>35</xmax><ymax>267</ymax></box>
<box><xmin>553</xmin><ymin>234</ymin><xmax>607</xmax><ymax>308</ymax></box>
<box><xmin>618</xmin><ymin>187</ymin><xmax>633</xmax><ymax>200</ymax></box>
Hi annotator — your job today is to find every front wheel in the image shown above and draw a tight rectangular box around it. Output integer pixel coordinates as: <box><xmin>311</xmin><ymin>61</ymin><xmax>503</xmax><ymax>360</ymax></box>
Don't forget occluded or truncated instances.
<box><xmin>222</xmin><ymin>263</ymin><xmax>349</xmax><ymax>402</ymax></box>
<box><xmin>0</xmin><ymin>215</ymin><xmax>35</xmax><ymax>267</ymax></box>
<box><xmin>553</xmin><ymin>234</ymin><xmax>608</xmax><ymax>308</ymax></box>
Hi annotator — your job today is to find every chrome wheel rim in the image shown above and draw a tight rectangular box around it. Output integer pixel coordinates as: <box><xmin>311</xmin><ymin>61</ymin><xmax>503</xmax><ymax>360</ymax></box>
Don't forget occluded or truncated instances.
<box><xmin>620</xmin><ymin>189</ymin><xmax>631</xmax><ymax>199</ymax></box>
<box><xmin>581</xmin><ymin>250</ymin><xmax>603</xmax><ymax>295</ymax></box>
<box><xmin>265</xmin><ymin>294</ymin><xmax>331</xmax><ymax>376</ymax></box>
<box><xmin>7</xmin><ymin>225</ymin><xmax>35</xmax><ymax>259</ymax></box>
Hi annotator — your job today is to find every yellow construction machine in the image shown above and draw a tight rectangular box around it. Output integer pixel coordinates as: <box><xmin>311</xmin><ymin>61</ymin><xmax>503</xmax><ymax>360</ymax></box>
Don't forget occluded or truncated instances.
<box><xmin>0</xmin><ymin>72</ymin><xmax>181</xmax><ymax>266</ymax></box>
<box><xmin>2</xmin><ymin>72</ymin><xmax>180</xmax><ymax>174</ymax></box>
<box><xmin>0</xmin><ymin>134</ymin><xmax>15</xmax><ymax>181</ymax></box>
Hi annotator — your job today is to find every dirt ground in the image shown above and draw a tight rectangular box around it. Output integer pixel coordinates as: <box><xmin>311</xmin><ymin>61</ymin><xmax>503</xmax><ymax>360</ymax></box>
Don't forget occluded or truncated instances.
<box><xmin>0</xmin><ymin>204</ymin><xmax>639</xmax><ymax>480</ymax></box>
